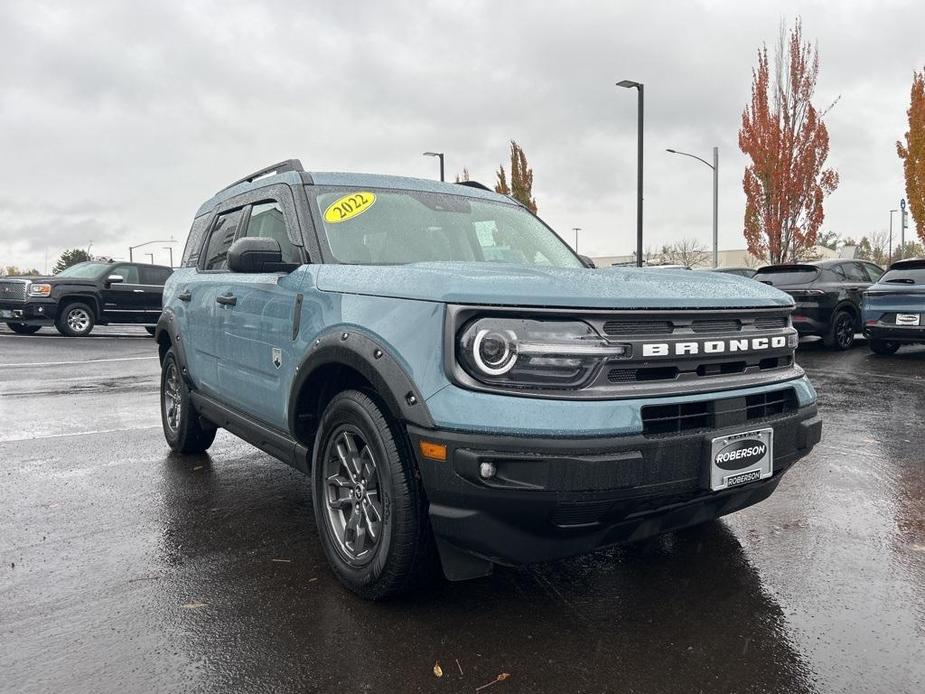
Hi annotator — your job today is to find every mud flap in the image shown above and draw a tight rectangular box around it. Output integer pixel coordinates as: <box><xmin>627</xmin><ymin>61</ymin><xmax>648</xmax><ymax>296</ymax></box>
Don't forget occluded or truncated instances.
<box><xmin>434</xmin><ymin>537</ymin><xmax>494</xmax><ymax>582</ymax></box>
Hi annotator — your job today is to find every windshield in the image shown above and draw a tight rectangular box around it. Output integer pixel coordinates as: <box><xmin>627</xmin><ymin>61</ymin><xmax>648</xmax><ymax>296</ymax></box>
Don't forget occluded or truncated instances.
<box><xmin>753</xmin><ymin>266</ymin><xmax>819</xmax><ymax>285</ymax></box>
<box><xmin>309</xmin><ymin>187</ymin><xmax>583</xmax><ymax>268</ymax></box>
<box><xmin>880</xmin><ymin>267</ymin><xmax>925</xmax><ymax>284</ymax></box>
<box><xmin>55</xmin><ymin>262</ymin><xmax>111</xmax><ymax>278</ymax></box>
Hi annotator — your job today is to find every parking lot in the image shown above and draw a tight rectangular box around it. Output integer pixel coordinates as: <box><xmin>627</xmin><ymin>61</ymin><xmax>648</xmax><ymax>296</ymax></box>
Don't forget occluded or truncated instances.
<box><xmin>1</xmin><ymin>326</ymin><xmax>923</xmax><ymax>693</ymax></box>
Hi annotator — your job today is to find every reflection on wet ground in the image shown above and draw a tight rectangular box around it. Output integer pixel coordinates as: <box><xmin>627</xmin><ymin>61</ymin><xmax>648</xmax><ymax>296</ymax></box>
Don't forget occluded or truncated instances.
<box><xmin>1</xmin><ymin>329</ymin><xmax>923</xmax><ymax>693</ymax></box>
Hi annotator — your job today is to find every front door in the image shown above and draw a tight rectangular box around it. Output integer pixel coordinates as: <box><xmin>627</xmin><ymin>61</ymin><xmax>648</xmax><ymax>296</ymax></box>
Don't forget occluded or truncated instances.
<box><xmin>218</xmin><ymin>200</ymin><xmax>304</xmax><ymax>429</ymax></box>
<box><xmin>100</xmin><ymin>264</ymin><xmax>148</xmax><ymax>322</ymax></box>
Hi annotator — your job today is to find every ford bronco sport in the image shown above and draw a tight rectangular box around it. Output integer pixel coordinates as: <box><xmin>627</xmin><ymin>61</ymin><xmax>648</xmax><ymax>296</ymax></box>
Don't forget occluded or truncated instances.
<box><xmin>157</xmin><ymin>159</ymin><xmax>822</xmax><ymax>599</ymax></box>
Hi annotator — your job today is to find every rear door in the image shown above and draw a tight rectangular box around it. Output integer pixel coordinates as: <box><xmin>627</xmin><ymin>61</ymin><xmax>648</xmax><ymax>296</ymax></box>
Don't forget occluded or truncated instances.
<box><xmin>185</xmin><ymin>208</ymin><xmax>245</xmax><ymax>395</ymax></box>
<box><xmin>139</xmin><ymin>265</ymin><xmax>172</xmax><ymax>324</ymax></box>
<box><xmin>218</xmin><ymin>198</ymin><xmax>305</xmax><ymax>429</ymax></box>
<box><xmin>841</xmin><ymin>262</ymin><xmax>871</xmax><ymax>313</ymax></box>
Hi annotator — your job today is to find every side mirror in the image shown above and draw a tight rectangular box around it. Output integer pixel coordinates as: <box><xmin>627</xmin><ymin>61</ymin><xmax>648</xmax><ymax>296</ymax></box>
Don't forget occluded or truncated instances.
<box><xmin>578</xmin><ymin>255</ymin><xmax>596</xmax><ymax>268</ymax></box>
<box><xmin>106</xmin><ymin>274</ymin><xmax>124</xmax><ymax>285</ymax></box>
<box><xmin>228</xmin><ymin>237</ymin><xmax>287</xmax><ymax>273</ymax></box>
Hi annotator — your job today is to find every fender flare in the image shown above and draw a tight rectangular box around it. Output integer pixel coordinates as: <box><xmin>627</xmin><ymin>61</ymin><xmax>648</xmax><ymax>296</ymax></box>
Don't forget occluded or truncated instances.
<box><xmin>288</xmin><ymin>329</ymin><xmax>435</xmax><ymax>433</ymax></box>
<box><xmin>154</xmin><ymin>308</ymin><xmax>193</xmax><ymax>385</ymax></box>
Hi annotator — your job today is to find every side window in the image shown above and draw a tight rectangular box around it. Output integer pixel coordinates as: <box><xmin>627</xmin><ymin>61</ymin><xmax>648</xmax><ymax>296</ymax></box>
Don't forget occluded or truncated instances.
<box><xmin>842</xmin><ymin>262</ymin><xmax>867</xmax><ymax>282</ymax></box>
<box><xmin>140</xmin><ymin>266</ymin><xmax>172</xmax><ymax>285</ymax></box>
<box><xmin>181</xmin><ymin>213</ymin><xmax>212</xmax><ymax>267</ymax></box>
<box><xmin>863</xmin><ymin>263</ymin><xmax>884</xmax><ymax>282</ymax></box>
<box><xmin>110</xmin><ymin>264</ymin><xmax>140</xmax><ymax>284</ymax></box>
<box><xmin>202</xmin><ymin>209</ymin><xmax>244</xmax><ymax>271</ymax></box>
<box><xmin>243</xmin><ymin>202</ymin><xmax>301</xmax><ymax>265</ymax></box>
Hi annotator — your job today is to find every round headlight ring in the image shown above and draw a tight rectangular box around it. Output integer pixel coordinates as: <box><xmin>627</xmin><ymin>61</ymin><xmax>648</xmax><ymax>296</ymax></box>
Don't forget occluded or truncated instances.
<box><xmin>472</xmin><ymin>328</ymin><xmax>518</xmax><ymax>376</ymax></box>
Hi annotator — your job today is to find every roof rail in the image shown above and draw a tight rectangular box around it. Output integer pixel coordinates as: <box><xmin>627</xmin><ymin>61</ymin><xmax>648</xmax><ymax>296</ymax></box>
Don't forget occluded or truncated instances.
<box><xmin>217</xmin><ymin>159</ymin><xmax>304</xmax><ymax>194</ymax></box>
<box><xmin>456</xmin><ymin>180</ymin><xmax>492</xmax><ymax>192</ymax></box>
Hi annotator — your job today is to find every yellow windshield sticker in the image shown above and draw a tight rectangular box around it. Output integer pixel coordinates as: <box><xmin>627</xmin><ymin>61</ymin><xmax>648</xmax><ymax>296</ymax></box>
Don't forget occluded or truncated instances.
<box><xmin>323</xmin><ymin>191</ymin><xmax>377</xmax><ymax>224</ymax></box>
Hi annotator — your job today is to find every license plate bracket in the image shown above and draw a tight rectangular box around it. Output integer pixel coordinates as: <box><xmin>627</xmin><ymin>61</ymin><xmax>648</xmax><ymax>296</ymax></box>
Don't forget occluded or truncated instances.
<box><xmin>709</xmin><ymin>427</ymin><xmax>773</xmax><ymax>491</ymax></box>
<box><xmin>896</xmin><ymin>313</ymin><xmax>921</xmax><ymax>326</ymax></box>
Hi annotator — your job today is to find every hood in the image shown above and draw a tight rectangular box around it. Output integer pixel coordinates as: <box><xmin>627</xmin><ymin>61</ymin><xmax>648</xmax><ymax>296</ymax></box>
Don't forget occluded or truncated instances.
<box><xmin>315</xmin><ymin>262</ymin><xmax>793</xmax><ymax>309</ymax></box>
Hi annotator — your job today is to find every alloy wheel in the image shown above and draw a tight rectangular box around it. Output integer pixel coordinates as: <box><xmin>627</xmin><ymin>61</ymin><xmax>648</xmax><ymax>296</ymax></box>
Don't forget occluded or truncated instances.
<box><xmin>66</xmin><ymin>307</ymin><xmax>91</xmax><ymax>333</ymax></box>
<box><xmin>162</xmin><ymin>361</ymin><xmax>182</xmax><ymax>433</ymax></box>
<box><xmin>835</xmin><ymin>313</ymin><xmax>854</xmax><ymax>348</ymax></box>
<box><xmin>323</xmin><ymin>428</ymin><xmax>384</xmax><ymax>564</ymax></box>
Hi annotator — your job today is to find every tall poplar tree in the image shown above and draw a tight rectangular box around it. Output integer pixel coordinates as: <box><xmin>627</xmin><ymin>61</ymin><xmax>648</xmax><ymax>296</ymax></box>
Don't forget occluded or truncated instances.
<box><xmin>495</xmin><ymin>141</ymin><xmax>537</xmax><ymax>213</ymax></box>
<box><xmin>897</xmin><ymin>69</ymin><xmax>925</xmax><ymax>244</ymax></box>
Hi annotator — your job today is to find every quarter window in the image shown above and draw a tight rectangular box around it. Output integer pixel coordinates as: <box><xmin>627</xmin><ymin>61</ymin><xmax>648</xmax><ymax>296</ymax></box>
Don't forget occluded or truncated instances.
<box><xmin>182</xmin><ymin>213</ymin><xmax>212</xmax><ymax>267</ymax></box>
<box><xmin>202</xmin><ymin>209</ymin><xmax>244</xmax><ymax>271</ymax></box>
<box><xmin>863</xmin><ymin>263</ymin><xmax>884</xmax><ymax>282</ymax></box>
<box><xmin>243</xmin><ymin>202</ymin><xmax>301</xmax><ymax>265</ymax></box>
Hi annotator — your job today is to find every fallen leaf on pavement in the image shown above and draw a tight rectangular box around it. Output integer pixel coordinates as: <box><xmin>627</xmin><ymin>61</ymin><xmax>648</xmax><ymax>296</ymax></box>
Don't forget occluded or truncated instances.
<box><xmin>433</xmin><ymin>662</ymin><xmax>443</xmax><ymax>678</ymax></box>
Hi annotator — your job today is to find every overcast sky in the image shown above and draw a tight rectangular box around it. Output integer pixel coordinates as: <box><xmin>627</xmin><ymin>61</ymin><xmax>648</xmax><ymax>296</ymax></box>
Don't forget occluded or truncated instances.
<box><xmin>1</xmin><ymin>0</ymin><xmax>922</xmax><ymax>271</ymax></box>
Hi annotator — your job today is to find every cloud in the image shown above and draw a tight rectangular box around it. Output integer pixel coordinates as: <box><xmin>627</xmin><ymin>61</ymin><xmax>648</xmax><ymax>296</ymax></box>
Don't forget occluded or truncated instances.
<box><xmin>0</xmin><ymin>0</ymin><xmax>923</xmax><ymax>268</ymax></box>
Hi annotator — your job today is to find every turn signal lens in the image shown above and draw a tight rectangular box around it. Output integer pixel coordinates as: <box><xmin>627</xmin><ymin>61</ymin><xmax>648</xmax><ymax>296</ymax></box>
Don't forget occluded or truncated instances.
<box><xmin>28</xmin><ymin>283</ymin><xmax>52</xmax><ymax>297</ymax></box>
<box><xmin>419</xmin><ymin>441</ymin><xmax>447</xmax><ymax>462</ymax></box>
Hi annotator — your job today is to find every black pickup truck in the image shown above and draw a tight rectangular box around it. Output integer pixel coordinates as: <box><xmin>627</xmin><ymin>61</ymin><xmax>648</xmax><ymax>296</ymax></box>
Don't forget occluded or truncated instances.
<box><xmin>0</xmin><ymin>261</ymin><xmax>172</xmax><ymax>337</ymax></box>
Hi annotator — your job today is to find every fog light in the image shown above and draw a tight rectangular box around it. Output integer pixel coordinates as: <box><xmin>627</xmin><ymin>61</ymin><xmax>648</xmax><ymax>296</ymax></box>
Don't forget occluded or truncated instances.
<box><xmin>479</xmin><ymin>462</ymin><xmax>496</xmax><ymax>479</ymax></box>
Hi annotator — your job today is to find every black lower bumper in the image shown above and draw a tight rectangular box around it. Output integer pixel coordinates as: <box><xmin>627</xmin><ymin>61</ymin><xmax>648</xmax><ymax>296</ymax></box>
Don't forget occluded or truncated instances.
<box><xmin>409</xmin><ymin>405</ymin><xmax>821</xmax><ymax>578</ymax></box>
<box><xmin>863</xmin><ymin>325</ymin><xmax>925</xmax><ymax>344</ymax></box>
<box><xmin>0</xmin><ymin>299</ymin><xmax>57</xmax><ymax>325</ymax></box>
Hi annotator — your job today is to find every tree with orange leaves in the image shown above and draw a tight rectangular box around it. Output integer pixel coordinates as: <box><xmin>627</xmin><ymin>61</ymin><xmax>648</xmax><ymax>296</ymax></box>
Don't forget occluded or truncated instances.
<box><xmin>897</xmin><ymin>69</ymin><xmax>925</xmax><ymax>244</ymax></box>
<box><xmin>739</xmin><ymin>20</ymin><xmax>839</xmax><ymax>264</ymax></box>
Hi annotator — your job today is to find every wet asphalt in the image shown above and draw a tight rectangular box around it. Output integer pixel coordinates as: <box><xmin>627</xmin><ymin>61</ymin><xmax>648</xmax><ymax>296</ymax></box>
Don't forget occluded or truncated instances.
<box><xmin>1</xmin><ymin>325</ymin><xmax>923</xmax><ymax>694</ymax></box>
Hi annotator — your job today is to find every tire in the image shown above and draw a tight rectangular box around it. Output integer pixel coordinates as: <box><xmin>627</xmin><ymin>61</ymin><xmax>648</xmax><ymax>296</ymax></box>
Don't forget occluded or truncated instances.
<box><xmin>823</xmin><ymin>309</ymin><xmax>855</xmax><ymax>350</ymax></box>
<box><xmin>55</xmin><ymin>301</ymin><xmax>96</xmax><ymax>337</ymax></box>
<box><xmin>145</xmin><ymin>326</ymin><xmax>157</xmax><ymax>336</ymax></box>
<box><xmin>312</xmin><ymin>389</ymin><xmax>436</xmax><ymax>599</ymax></box>
<box><xmin>160</xmin><ymin>348</ymin><xmax>216</xmax><ymax>453</ymax></box>
<box><xmin>6</xmin><ymin>322</ymin><xmax>41</xmax><ymax>335</ymax></box>
<box><xmin>870</xmin><ymin>339</ymin><xmax>900</xmax><ymax>356</ymax></box>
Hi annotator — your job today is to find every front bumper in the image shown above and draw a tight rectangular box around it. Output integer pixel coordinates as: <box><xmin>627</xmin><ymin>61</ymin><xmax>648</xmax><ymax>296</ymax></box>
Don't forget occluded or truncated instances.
<box><xmin>0</xmin><ymin>299</ymin><xmax>57</xmax><ymax>324</ymax></box>
<box><xmin>410</xmin><ymin>403</ymin><xmax>821</xmax><ymax>576</ymax></box>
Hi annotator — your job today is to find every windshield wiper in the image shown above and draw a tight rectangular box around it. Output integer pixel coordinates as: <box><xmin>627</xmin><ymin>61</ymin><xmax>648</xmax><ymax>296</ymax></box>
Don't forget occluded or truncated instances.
<box><xmin>885</xmin><ymin>278</ymin><xmax>915</xmax><ymax>284</ymax></box>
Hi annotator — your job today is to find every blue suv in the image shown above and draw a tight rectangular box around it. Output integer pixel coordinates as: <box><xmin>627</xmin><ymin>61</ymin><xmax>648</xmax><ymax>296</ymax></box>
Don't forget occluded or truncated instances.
<box><xmin>156</xmin><ymin>159</ymin><xmax>822</xmax><ymax>598</ymax></box>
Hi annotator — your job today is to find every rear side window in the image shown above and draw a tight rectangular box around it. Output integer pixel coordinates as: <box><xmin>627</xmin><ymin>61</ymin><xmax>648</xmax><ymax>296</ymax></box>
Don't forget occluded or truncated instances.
<box><xmin>181</xmin><ymin>214</ymin><xmax>213</xmax><ymax>268</ymax></box>
<box><xmin>243</xmin><ymin>202</ymin><xmax>302</xmax><ymax>265</ymax></box>
<box><xmin>202</xmin><ymin>209</ymin><xmax>244</xmax><ymax>271</ymax></box>
<box><xmin>140</xmin><ymin>266</ymin><xmax>172</xmax><ymax>285</ymax></box>
<box><xmin>842</xmin><ymin>263</ymin><xmax>867</xmax><ymax>282</ymax></box>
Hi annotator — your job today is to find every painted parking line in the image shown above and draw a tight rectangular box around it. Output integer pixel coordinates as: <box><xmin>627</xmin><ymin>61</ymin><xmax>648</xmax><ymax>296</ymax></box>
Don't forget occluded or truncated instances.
<box><xmin>0</xmin><ymin>355</ymin><xmax>158</xmax><ymax>368</ymax></box>
<box><xmin>0</xmin><ymin>425</ymin><xmax>162</xmax><ymax>443</ymax></box>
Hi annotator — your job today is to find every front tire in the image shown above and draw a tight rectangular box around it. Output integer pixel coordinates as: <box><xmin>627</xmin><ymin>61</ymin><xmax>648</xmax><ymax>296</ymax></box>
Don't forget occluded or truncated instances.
<box><xmin>312</xmin><ymin>390</ymin><xmax>436</xmax><ymax>599</ymax></box>
<box><xmin>160</xmin><ymin>348</ymin><xmax>216</xmax><ymax>453</ymax></box>
<box><xmin>6</xmin><ymin>323</ymin><xmax>41</xmax><ymax>335</ymax></box>
<box><xmin>55</xmin><ymin>302</ymin><xmax>95</xmax><ymax>337</ymax></box>
<box><xmin>870</xmin><ymin>339</ymin><xmax>900</xmax><ymax>355</ymax></box>
<box><xmin>823</xmin><ymin>309</ymin><xmax>855</xmax><ymax>350</ymax></box>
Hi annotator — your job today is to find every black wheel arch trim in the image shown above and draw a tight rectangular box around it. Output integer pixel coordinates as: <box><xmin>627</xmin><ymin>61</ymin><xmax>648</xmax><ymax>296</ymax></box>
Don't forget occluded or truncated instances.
<box><xmin>288</xmin><ymin>329</ymin><xmax>435</xmax><ymax>433</ymax></box>
<box><xmin>154</xmin><ymin>309</ymin><xmax>194</xmax><ymax>387</ymax></box>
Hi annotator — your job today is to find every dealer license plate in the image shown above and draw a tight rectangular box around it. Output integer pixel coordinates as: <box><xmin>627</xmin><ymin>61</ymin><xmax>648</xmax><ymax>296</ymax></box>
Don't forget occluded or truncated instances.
<box><xmin>0</xmin><ymin>310</ymin><xmax>13</xmax><ymax>319</ymax></box>
<box><xmin>709</xmin><ymin>428</ymin><xmax>773</xmax><ymax>491</ymax></box>
<box><xmin>896</xmin><ymin>313</ymin><xmax>921</xmax><ymax>326</ymax></box>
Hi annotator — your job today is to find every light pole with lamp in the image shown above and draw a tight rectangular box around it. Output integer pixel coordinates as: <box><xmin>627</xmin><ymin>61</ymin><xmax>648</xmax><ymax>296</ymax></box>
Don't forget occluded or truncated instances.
<box><xmin>129</xmin><ymin>238</ymin><xmax>174</xmax><ymax>262</ymax></box>
<box><xmin>617</xmin><ymin>80</ymin><xmax>644</xmax><ymax>267</ymax></box>
<box><xmin>666</xmin><ymin>146</ymin><xmax>719</xmax><ymax>267</ymax></box>
<box><xmin>889</xmin><ymin>209</ymin><xmax>898</xmax><ymax>265</ymax></box>
<box><xmin>422</xmin><ymin>152</ymin><xmax>445</xmax><ymax>182</ymax></box>
<box><xmin>162</xmin><ymin>246</ymin><xmax>174</xmax><ymax>268</ymax></box>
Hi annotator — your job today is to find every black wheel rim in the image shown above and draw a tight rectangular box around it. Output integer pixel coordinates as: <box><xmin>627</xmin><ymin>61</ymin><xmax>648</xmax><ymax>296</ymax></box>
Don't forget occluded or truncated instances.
<box><xmin>323</xmin><ymin>427</ymin><xmax>384</xmax><ymax>565</ymax></box>
<box><xmin>835</xmin><ymin>314</ymin><xmax>853</xmax><ymax>348</ymax></box>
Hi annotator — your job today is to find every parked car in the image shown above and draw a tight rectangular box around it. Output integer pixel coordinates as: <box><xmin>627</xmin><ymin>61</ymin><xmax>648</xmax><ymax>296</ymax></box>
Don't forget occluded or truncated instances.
<box><xmin>709</xmin><ymin>267</ymin><xmax>756</xmax><ymax>278</ymax></box>
<box><xmin>862</xmin><ymin>258</ymin><xmax>925</xmax><ymax>355</ymax></box>
<box><xmin>157</xmin><ymin>159</ymin><xmax>821</xmax><ymax>599</ymax></box>
<box><xmin>753</xmin><ymin>259</ymin><xmax>884</xmax><ymax>349</ymax></box>
<box><xmin>0</xmin><ymin>261</ymin><xmax>172</xmax><ymax>336</ymax></box>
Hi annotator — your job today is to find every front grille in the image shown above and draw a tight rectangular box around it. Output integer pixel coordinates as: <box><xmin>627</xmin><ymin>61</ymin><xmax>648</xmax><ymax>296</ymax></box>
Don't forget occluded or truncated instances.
<box><xmin>642</xmin><ymin>388</ymin><xmax>797</xmax><ymax>437</ymax></box>
<box><xmin>603</xmin><ymin>320</ymin><xmax>673</xmax><ymax>336</ymax></box>
<box><xmin>755</xmin><ymin>316</ymin><xmax>788</xmax><ymax>330</ymax></box>
<box><xmin>0</xmin><ymin>280</ymin><xmax>27</xmax><ymax>301</ymax></box>
<box><xmin>691</xmin><ymin>319</ymin><xmax>741</xmax><ymax>333</ymax></box>
<box><xmin>606</xmin><ymin>353</ymin><xmax>793</xmax><ymax>385</ymax></box>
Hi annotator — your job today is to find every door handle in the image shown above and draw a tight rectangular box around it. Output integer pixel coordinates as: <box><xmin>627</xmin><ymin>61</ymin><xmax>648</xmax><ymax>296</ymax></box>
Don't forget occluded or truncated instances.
<box><xmin>216</xmin><ymin>293</ymin><xmax>237</xmax><ymax>306</ymax></box>
<box><xmin>178</xmin><ymin>290</ymin><xmax>192</xmax><ymax>302</ymax></box>
<box><xmin>133</xmin><ymin>289</ymin><xmax>144</xmax><ymax>293</ymax></box>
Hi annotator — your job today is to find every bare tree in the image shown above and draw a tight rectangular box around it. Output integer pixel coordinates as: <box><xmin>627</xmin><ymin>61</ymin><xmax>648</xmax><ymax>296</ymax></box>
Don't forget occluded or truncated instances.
<box><xmin>660</xmin><ymin>238</ymin><xmax>711</xmax><ymax>268</ymax></box>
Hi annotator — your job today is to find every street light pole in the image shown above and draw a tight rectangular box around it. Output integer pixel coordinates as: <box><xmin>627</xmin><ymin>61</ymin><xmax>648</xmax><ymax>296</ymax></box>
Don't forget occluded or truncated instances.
<box><xmin>423</xmin><ymin>152</ymin><xmax>445</xmax><ymax>182</ymax></box>
<box><xmin>889</xmin><ymin>209</ymin><xmax>898</xmax><ymax>265</ymax></box>
<box><xmin>617</xmin><ymin>80</ymin><xmax>644</xmax><ymax>267</ymax></box>
<box><xmin>145</xmin><ymin>253</ymin><xmax>154</xmax><ymax>264</ymax></box>
<box><xmin>129</xmin><ymin>239</ymin><xmax>175</xmax><ymax>262</ymax></box>
<box><xmin>666</xmin><ymin>146</ymin><xmax>719</xmax><ymax>267</ymax></box>
<box><xmin>163</xmin><ymin>246</ymin><xmax>174</xmax><ymax>268</ymax></box>
<box><xmin>572</xmin><ymin>227</ymin><xmax>581</xmax><ymax>253</ymax></box>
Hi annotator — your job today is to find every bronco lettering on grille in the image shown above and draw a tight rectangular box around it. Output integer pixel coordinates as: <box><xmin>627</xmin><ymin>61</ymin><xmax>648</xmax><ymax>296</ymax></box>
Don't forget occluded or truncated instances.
<box><xmin>641</xmin><ymin>335</ymin><xmax>788</xmax><ymax>357</ymax></box>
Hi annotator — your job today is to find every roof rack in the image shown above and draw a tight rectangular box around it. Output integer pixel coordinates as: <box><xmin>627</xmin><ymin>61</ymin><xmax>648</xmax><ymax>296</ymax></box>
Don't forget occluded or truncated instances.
<box><xmin>456</xmin><ymin>180</ymin><xmax>492</xmax><ymax>192</ymax></box>
<box><xmin>217</xmin><ymin>159</ymin><xmax>304</xmax><ymax>194</ymax></box>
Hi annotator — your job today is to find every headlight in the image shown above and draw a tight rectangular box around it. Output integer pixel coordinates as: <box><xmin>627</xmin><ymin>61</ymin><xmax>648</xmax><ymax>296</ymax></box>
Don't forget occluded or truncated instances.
<box><xmin>28</xmin><ymin>283</ymin><xmax>52</xmax><ymax>297</ymax></box>
<box><xmin>458</xmin><ymin>318</ymin><xmax>629</xmax><ymax>389</ymax></box>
